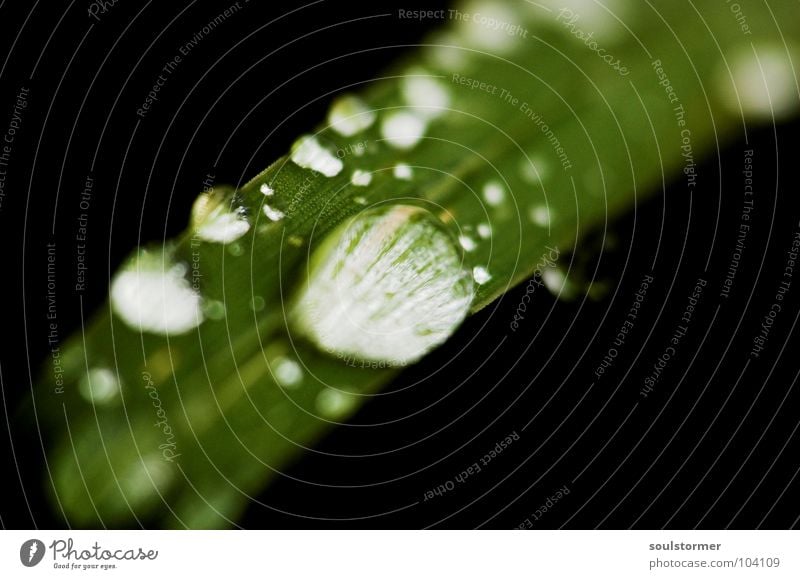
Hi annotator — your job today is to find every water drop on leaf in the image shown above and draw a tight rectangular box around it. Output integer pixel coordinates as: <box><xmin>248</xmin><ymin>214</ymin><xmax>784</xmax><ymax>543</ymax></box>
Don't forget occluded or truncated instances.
<box><xmin>78</xmin><ymin>367</ymin><xmax>120</xmax><ymax>404</ymax></box>
<box><xmin>328</xmin><ymin>95</ymin><xmax>376</xmax><ymax>137</ymax></box>
<box><xmin>191</xmin><ymin>189</ymin><xmax>250</xmax><ymax>244</ymax></box>
<box><xmin>111</xmin><ymin>250</ymin><xmax>204</xmax><ymax>335</ymax></box>
<box><xmin>291</xmin><ymin>205</ymin><xmax>474</xmax><ymax>365</ymax></box>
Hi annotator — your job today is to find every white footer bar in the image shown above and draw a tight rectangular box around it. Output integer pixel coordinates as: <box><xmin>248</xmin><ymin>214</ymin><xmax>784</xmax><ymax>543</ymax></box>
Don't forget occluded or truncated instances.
<box><xmin>1</xmin><ymin>531</ymin><xmax>796</xmax><ymax>577</ymax></box>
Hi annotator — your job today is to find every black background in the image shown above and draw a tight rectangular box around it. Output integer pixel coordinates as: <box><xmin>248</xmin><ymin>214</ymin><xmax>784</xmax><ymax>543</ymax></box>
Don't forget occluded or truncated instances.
<box><xmin>1</xmin><ymin>0</ymin><xmax>799</xmax><ymax>529</ymax></box>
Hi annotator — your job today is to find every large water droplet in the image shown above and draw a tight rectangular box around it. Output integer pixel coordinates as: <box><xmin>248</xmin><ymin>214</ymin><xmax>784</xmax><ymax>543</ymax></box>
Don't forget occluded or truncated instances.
<box><xmin>291</xmin><ymin>205</ymin><xmax>474</xmax><ymax>365</ymax></box>
<box><xmin>111</xmin><ymin>250</ymin><xmax>204</xmax><ymax>335</ymax></box>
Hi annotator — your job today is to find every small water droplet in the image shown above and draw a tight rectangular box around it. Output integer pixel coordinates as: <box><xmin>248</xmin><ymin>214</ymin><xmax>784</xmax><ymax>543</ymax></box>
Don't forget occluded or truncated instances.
<box><xmin>351</xmin><ymin>170</ymin><xmax>372</xmax><ymax>187</ymax></box>
<box><xmin>291</xmin><ymin>135</ymin><xmax>343</xmax><ymax>177</ymax></box>
<box><xmin>328</xmin><ymin>95</ymin><xmax>376</xmax><ymax>137</ymax></box>
<box><xmin>203</xmin><ymin>299</ymin><xmax>226</xmax><ymax>320</ymax></box>
<box><xmin>273</xmin><ymin>356</ymin><xmax>303</xmax><ymax>388</ymax></box>
<box><xmin>717</xmin><ymin>45</ymin><xmax>799</xmax><ymax>120</ymax></box>
<box><xmin>541</xmin><ymin>267</ymin><xmax>578</xmax><ymax>301</ymax></box>
<box><xmin>111</xmin><ymin>251</ymin><xmax>203</xmax><ymax>335</ymax></box>
<box><xmin>228</xmin><ymin>242</ymin><xmax>245</xmax><ymax>257</ymax></box>
<box><xmin>287</xmin><ymin>235</ymin><xmax>305</xmax><ymax>247</ymax></box>
<box><xmin>473</xmin><ymin>265</ymin><xmax>492</xmax><ymax>285</ymax></box>
<box><xmin>353</xmin><ymin>196</ymin><xmax>368</xmax><ymax>205</ymax></box>
<box><xmin>316</xmin><ymin>388</ymin><xmax>357</xmax><ymax>419</ymax></box>
<box><xmin>121</xmin><ymin>454</ymin><xmax>173</xmax><ymax>504</ymax></box>
<box><xmin>291</xmin><ymin>205</ymin><xmax>474</xmax><ymax>365</ymax></box>
<box><xmin>250</xmin><ymin>296</ymin><xmax>266</xmax><ymax>312</ymax></box>
<box><xmin>394</xmin><ymin>163</ymin><xmax>414</xmax><ymax>180</ymax></box>
<box><xmin>402</xmin><ymin>68</ymin><xmax>451</xmax><ymax>119</ymax></box>
<box><xmin>259</xmin><ymin>183</ymin><xmax>275</xmax><ymax>196</ymax></box>
<box><xmin>541</xmin><ymin>268</ymin><xmax>564</xmax><ymax>293</ymax></box>
<box><xmin>528</xmin><ymin>205</ymin><xmax>551</xmax><ymax>227</ymax></box>
<box><xmin>427</xmin><ymin>34</ymin><xmax>470</xmax><ymax>71</ymax></box>
<box><xmin>458</xmin><ymin>1</ymin><xmax>523</xmax><ymax>54</ymax></box>
<box><xmin>482</xmin><ymin>181</ymin><xmax>506</xmax><ymax>206</ymax></box>
<box><xmin>459</xmin><ymin>234</ymin><xmax>477</xmax><ymax>252</ymax></box>
<box><xmin>381</xmin><ymin>112</ymin><xmax>428</xmax><ymax>150</ymax></box>
<box><xmin>79</xmin><ymin>367</ymin><xmax>120</xmax><ymax>404</ymax></box>
<box><xmin>191</xmin><ymin>191</ymin><xmax>250</xmax><ymax>244</ymax></box>
<box><xmin>520</xmin><ymin>157</ymin><xmax>546</xmax><ymax>184</ymax></box>
<box><xmin>263</xmin><ymin>205</ymin><xmax>286</xmax><ymax>222</ymax></box>
<box><xmin>477</xmin><ymin>223</ymin><xmax>492</xmax><ymax>239</ymax></box>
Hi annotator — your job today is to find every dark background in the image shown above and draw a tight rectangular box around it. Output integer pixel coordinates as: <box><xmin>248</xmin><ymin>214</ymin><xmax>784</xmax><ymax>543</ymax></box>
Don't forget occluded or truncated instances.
<box><xmin>1</xmin><ymin>0</ymin><xmax>799</xmax><ymax>529</ymax></box>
